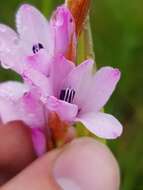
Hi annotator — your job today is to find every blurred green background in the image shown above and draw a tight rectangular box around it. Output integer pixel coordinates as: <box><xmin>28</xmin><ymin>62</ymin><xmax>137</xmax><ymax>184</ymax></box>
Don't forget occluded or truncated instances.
<box><xmin>0</xmin><ymin>0</ymin><xmax>143</xmax><ymax>189</ymax></box>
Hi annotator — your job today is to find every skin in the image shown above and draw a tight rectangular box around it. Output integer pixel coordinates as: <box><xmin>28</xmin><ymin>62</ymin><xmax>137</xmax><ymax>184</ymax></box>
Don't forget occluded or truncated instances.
<box><xmin>0</xmin><ymin>122</ymin><xmax>120</xmax><ymax>190</ymax></box>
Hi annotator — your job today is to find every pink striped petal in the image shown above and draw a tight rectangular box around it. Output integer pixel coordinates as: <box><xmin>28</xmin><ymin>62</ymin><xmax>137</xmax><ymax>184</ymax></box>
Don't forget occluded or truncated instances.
<box><xmin>76</xmin><ymin>112</ymin><xmax>123</xmax><ymax>139</ymax></box>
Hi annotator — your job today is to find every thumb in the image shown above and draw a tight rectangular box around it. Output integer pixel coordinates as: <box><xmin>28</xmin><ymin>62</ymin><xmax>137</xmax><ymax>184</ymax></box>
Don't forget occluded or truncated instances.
<box><xmin>53</xmin><ymin>138</ymin><xmax>120</xmax><ymax>190</ymax></box>
<box><xmin>2</xmin><ymin>138</ymin><xmax>120</xmax><ymax>190</ymax></box>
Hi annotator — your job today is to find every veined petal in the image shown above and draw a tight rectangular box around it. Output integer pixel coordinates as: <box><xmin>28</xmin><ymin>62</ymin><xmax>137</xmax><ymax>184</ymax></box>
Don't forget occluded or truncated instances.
<box><xmin>76</xmin><ymin>112</ymin><xmax>123</xmax><ymax>139</ymax></box>
<box><xmin>50</xmin><ymin>55</ymin><xmax>75</xmax><ymax>97</ymax></box>
<box><xmin>45</xmin><ymin>96</ymin><xmax>78</xmax><ymax>122</ymax></box>
<box><xmin>16</xmin><ymin>4</ymin><xmax>49</xmax><ymax>54</ymax></box>
<box><xmin>83</xmin><ymin>67</ymin><xmax>121</xmax><ymax>112</ymax></box>
<box><xmin>50</xmin><ymin>5</ymin><xmax>76</xmax><ymax>56</ymax></box>
<box><xmin>0</xmin><ymin>81</ymin><xmax>45</xmax><ymax>127</ymax></box>
<box><xmin>0</xmin><ymin>24</ymin><xmax>22</xmax><ymax>73</ymax></box>
<box><xmin>31</xmin><ymin>128</ymin><xmax>47</xmax><ymax>156</ymax></box>
<box><xmin>64</xmin><ymin>59</ymin><xmax>94</xmax><ymax>108</ymax></box>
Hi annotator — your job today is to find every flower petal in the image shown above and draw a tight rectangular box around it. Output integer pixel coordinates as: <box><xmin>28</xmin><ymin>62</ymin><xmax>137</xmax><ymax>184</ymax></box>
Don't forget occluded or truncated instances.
<box><xmin>0</xmin><ymin>24</ymin><xmax>22</xmax><ymax>73</ymax></box>
<box><xmin>50</xmin><ymin>5</ymin><xmax>76</xmax><ymax>56</ymax></box>
<box><xmin>0</xmin><ymin>81</ymin><xmax>45</xmax><ymax>127</ymax></box>
<box><xmin>26</xmin><ymin>49</ymin><xmax>51</xmax><ymax>75</ymax></box>
<box><xmin>76</xmin><ymin>112</ymin><xmax>123</xmax><ymax>139</ymax></box>
<box><xmin>83</xmin><ymin>67</ymin><xmax>121</xmax><ymax>112</ymax></box>
<box><xmin>0</xmin><ymin>81</ymin><xmax>28</xmax><ymax>100</ymax></box>
<box><xmin>22</xmin><ymin>65</ymin><xmax>52</xmax><ymax>97</ymax></box>
<box><xmin>45</xmin><ymin>96</ymin><xmax>78</xmax><ymax>122</ymax></box>
<box><xmin>31</xmin><ymin>128</ymin><xmax>47</xmax><ymax>156</ymax></box>
<box><xmin>50</xmin><ymin>55</ymin><xmax>75</xmax><ymax>97</ymax></box>
<box><xmin>64</xmin><ymin>59</ymin><xmax>94</xmax><ymax>108</ymax></box>
<box><xmin>16</xmin><ymin>4</ymin><xmax>49</xmax><ymax>54</ymax></box>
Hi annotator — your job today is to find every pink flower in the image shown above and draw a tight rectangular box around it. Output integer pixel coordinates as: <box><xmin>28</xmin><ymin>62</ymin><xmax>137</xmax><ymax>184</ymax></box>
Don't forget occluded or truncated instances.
<box><xmin>0</xmin><ymin>3</ymin><xmax>123</xmax><ymax>156</ymax></box>
<box><xmin>25</xmin><ymin>55</ymin><xmax>123</xmax><ymax>139</ymax></box>
<box><xmin>0</xmin><ymin>4</ymin><xmax>75</xmax><ymax>73</ymax></box>
<box><xmin>0</xmin><ymin>4</ymin><xmax>75</xmax><ymax>155</ymax></box>
<box><xmin>0</xmin><ymin>81</ymin><xmax>47</xmax><ymax>156</ymax></box>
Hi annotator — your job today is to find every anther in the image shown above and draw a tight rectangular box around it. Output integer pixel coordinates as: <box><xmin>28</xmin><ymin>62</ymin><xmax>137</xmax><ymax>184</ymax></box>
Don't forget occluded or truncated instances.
<box><xmin>32</xmin><ymin>43</ymin><xmax>44</xmax><ymax>54</ymax></box>
<box><xmin>60</xmin><ymin>88</ymin><xmax>75</xmax><ymax>103</ymax></box>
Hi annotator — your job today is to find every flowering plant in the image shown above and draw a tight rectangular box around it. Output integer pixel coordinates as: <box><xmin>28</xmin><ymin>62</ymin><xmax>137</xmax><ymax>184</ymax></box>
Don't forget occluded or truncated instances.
<box><xmin>0</xmin><ymin>2</ymin><xmax>123</xmax><ymax>156</ymax></box>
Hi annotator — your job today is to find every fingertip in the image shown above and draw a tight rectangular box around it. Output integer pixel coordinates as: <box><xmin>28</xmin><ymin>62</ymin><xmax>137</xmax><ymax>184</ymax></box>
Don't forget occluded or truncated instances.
<box><xmin>1</xmin><ymin>137</ymin><xmax>120</xmax><ymax>190</ymax></box>
<box><xmin>53</xmin><ymin>137</ymin><xmax>120</xmax><ymax>190</ymax></box>
<box><xmin>1</xmin><ymin>149</ymin><xmax>61</xmax><ymax>190</ymax></box>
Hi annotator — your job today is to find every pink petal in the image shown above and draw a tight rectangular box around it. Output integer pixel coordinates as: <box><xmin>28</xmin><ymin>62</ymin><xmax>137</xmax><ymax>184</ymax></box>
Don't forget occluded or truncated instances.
<box><xmin>31</xmin><ymin>128</ymin><xmax>47</xmax><ymax>156</ymax></box>
<box><xmin>0</xmin><ymin>81</ymin><xmax>29</xmax><ymax>100</ymax></box>
<box><xmin>22</xmin><ymin>65</ymin><xmax>52</xmax><ymax>97</ymax></box>
<box><xmin>22</xmin><ymin>91</ymin><xmax>45</xmax><ymax>127</ymax></box>
<box><xmin>45</xmin><ymin>96</ymin><xmax>78</xmax><ymax>122</ymax></box>
<box><xmin>50</xmin><ymin>5</ymin><xmax>76</xmax><ymax>56</ymax></box>
<box><xmin>64</xmin><ymin>59</ymin><xmax>94</xmax><ymax>108</ymax></box>
<box><xmin>16</xmin><ymin>4</ymin><xmax>49</xmax><ymax>54</ymax></box>
<box><xmin>0</xmin><ymin>24</ymin><xmax>22</xmax><ymax>73</ymax></box>
<box><xmin>76</xmin><ymin>112</ymin><xmax>123</xmax><ymax>139</ymax></box>
<box><xmin>83</xmin><ymin>67</ymin><xmax>121</xmax><ymax>112</ymax></box>
<box><xmin>50</xmin><ymin>55</ymin><xmax>75</xmax><ymax>97</ymax></box>
<box><xmin>26</xmin><ymin>49</ymin><xmax>51</xmax><ymax>75</ymax></box>
<box><xmin>0</xmin><ymin>81</ymin><xmax>45</xmax><ymax>127</ymax></box>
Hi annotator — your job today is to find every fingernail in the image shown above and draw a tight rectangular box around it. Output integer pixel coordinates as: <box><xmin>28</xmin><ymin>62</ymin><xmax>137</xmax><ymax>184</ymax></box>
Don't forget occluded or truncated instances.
<box><xmin>53</xmin><ymin>139</ymin><xmax>86</xmax><ymax>190</ymax></box>
<box><xmin>56</xmin><ymin>177</ymin><xmax>81</xmax><ymax>190</ymax></box>
<box><xmin>53</xmin><ymin>138</ymin><xmax>120</xmax><ymax>190</ymax></box>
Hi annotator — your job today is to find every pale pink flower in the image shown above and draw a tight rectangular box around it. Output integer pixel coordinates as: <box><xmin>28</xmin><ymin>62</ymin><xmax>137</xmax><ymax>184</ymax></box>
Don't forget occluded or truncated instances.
<box><xmin>25</xmin><ymin>55</ymin><xmax>123</xmax><ymax>139</ymax></box>
<box><xmin>0</xmin><ymin>4</ymin><xmax>75</xmax><ymax>155</ymax></box>
<box><xmin>0</xmin><ymin>3</ymin><xmax>123</xmax><ymax>156</ymax></box>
